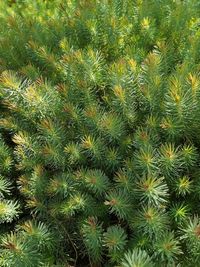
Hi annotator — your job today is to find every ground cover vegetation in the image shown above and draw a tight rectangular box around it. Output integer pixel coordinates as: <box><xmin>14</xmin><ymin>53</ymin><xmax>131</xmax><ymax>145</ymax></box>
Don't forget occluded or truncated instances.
<box><xmin>1</xmin><ymin>0</ymin><xmax>200</xmax><ymax>266</ymax></box>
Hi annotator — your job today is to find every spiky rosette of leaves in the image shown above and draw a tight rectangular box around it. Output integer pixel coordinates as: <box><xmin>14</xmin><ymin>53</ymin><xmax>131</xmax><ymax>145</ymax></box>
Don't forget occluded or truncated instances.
<box><xmin>105</xmin><ymin>189</ymin><xmax>133</xmax><ymax>220</ymax></box>
<box><xmin>0</xmin><ymin>199</ymin><xmax>20</xmax><ymax>223</ymax></box>
<box><xmin>119</xmin><ymin>248</ymin><xmax>154</xmax><ymax>267</ymax></box>
<box><xmin>158</xmin><ymin>143</ymin><xmax>182</xmax><ymax>177</ymax></box>
<box><xmin>152</xmin><ymin>231</ymin><xmax>182</xmax><ymax>264</ymax></box>
<box><xmin>169</xmin><ymin>202</ymin><xmax>191</xmax><ymax>224</ymax></box>
<box><xmin>79</xmin><ymin>168</ymin><xmax>110</xmax><ymax>196</ymax></box>
<box><xmin>134</xmin><ymin>173</ymin><xmax>169</xmax><ymax>206</ymax></box>
<box><xmin>180</xmin><ymin>216</ymin><xmax>200</xmax><ymax>261</ymax></box>
<box><xmin>0</xmin><ymin>136</ymin><xmax>13</xmax><ymax>174</ymax></box>
<box><xmin>81</xmin><ymin>217</ymin><xmax>103</xmax><ymax>264</ymax></box>
<box><xmin>0</xmin><ymin>221</ymin><xmax>54</xmax><ymax>267</ymax></box>
<box><xmin>103</xmin><ymin>225</ymin><xmax>127</xmax><ymax>262</ymax></box>
<box><xmin>0</xmin><ymin>176</ymin><xmax>11</xmax><ymax>197</ymax></box>
<box><xmin>132</xmin><ymin>205</ymin><xmax>169</xmax><ymax>239</ymax></box>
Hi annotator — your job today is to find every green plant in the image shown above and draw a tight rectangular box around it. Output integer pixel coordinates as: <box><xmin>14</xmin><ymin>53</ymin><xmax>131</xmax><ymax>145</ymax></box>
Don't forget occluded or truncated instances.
<box><xmin>1</xmin><ymin>0</ymin><xmax>200</xmax><ymax>266</ymax></box>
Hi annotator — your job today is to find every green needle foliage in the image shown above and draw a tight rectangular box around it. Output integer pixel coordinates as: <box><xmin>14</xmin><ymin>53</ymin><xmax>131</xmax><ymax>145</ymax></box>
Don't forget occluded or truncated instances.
<box><xmin>1</xmin><ymin>0</ymin><xmax>200</xmax><ymax>266</ymax></box>
<box><xmin>120</xmin><ymin>248</ymin><xmax>154</xmax><ymax>267</ymax></box>
<box><xmin>0</xmin><ymin>135</ymin><xmax>20</xmax><ymax>224</ymax></box>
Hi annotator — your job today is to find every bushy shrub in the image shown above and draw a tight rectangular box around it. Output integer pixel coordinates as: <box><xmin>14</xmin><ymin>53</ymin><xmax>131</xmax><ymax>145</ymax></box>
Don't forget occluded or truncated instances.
<box><xmin>1</xmin><ymin>0</ymin><xmax>200</xmax><ymax>266</ymax></box>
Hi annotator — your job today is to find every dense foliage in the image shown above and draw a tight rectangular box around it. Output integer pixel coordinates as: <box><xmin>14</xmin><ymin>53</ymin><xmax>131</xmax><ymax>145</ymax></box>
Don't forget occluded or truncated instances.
<box><xmin>1</xmin><ymin>0</ymin><xmax>200</xmax><ymax>266</ymax></box>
